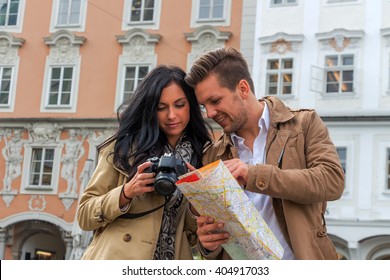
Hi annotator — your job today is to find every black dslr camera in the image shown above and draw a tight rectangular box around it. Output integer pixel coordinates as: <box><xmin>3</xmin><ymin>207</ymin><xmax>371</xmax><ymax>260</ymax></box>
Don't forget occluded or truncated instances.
<box><xmin>144</xmin><ymin>153</ymin><xmax>188</xmax><ymax>196</ymax></box>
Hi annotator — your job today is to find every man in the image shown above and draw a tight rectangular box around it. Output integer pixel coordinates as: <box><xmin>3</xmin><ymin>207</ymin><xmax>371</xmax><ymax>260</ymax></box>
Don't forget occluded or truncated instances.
<box><xmin>185</xmin><ymin>47</ymin><xmax>344</xmax><ymax>260</ymax></box>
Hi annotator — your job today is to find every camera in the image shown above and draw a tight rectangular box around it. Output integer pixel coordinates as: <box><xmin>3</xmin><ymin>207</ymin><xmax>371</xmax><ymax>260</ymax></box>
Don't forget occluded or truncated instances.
<box><xmin>144</xmin><ymin>153</ymin><xmax>188</xmax><ymax>196</ymax></box>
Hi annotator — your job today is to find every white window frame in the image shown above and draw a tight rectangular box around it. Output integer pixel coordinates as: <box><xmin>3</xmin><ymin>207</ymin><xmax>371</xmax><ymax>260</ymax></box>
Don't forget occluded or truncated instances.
<box><xmin>115</xmin><ymin>63</ymin><xmax>151</xmax><ymax>110</ymax></box>
<box><xmin>376</xmin><ymin>142</ymin><xmax>390</xmax><ymax>199</ymax></box>
<box><xmin>0</xmin><ymin>65</ymin><xmax>14</xmax><ymax>109</ymax></box>
<box><xmin>50</xmin><ymin>0</ymin><xmax>88</xmax><ymax>32</ymax></box>
<box><xmin>379</xmin><ymin>27</ymin><xmax>390</xmax><ymax>96</ymax></box>
<box><xmin>191</xmin><ymin>0</ymin><xmax>231</xmax><ymax>28</ymax></box>
<box><xmin>324</xmin><ymin>53</ymin><xmax>355</xmax><ymax>95</ymax></box>
<box><xmin>41</xmin><ymin>61</ymin><xmax>80</xmax><ymax>113</ymax></box>
<box><xmin>334</xmin><ymin>141</ymin><xmax>354</xmax><ymax>198</ymax></box>
<box><xmin>326</xmin><ymin>0</ymin><xmax>359</xmax><ymax>4</ymax></box>
<box><xmin>21</xmin><ymin>144</ymin><xmax>62</xmax><ymax>195</ymax></box>
<box><xmin>0</xmin><ymin>0</ymin><xmax>25</xmax><ymax>33</ymax></box>
<box><xmin>386</xmin><ymin>148</ymin><xmax>390</xmax><ymax>192</ymax></box>
<box><xmin>270</xmin><ymin>0</ymin><xmax>298</xmax><ymax>7</ymax></box>
<box><xmin>265</xmin><ymin>57</ymin><xmax>294</xmax><ymax>96</ymax></box>
<box><xmin>122</xmin><ymin>0</ymin><xmax>161</xmax><ymax>30</ymax></box>
<box><xmin>45</xmin><ymin>65</ymin><xmax>75</xmax><ymax>108</ymax></box>
<box><xmin>336</xmin><ymin>146</ymin><xmax>347</xmax><ymax>188</ymax></box>
<box><xmin>120</xmin><ymin>65</ymin><xmax>149</xmax><ymax>104</ymax></box>
<box><xmin>259</xmin><ymin>52</ymin><xmax>299</xmax><ymax>99</ymax></box>
<box><xmin>388</xmin><ymin>51</ymin><xmax>390</xmax><ymax>95</ymax></box>
<box><xmin>197</xmin><ymin>0</ymin><xmax>225</xmax><ymax>22</ymax></box>
<box><xmin>382</xmin><ymin>34</ymin><xmax>390</xmax><ymax>96</ymax></box>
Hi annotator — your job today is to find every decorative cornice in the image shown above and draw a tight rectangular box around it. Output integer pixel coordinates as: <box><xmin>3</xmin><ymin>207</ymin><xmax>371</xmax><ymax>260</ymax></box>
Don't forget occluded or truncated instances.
<box><xmin>315</xmin><ymin>28</ymin><xmax>364</xmax><ymax>41</ymax></box>
<box><xmin>258</xmin><ymin>32</ymin><xmax>304</xmax><ymax>45</ymax></box>
<box><xmin>0</xmin><ymin>31</ymin><xmax>25</xmax><ymax>46</ymax></box>
<box><xmin>381</xmin><ymin>27</ymin><xmax>390</xmax><ymax>37</ymax></box>
<box><xmin>184</xmin><ymin>25</ymin><xmax>231</xmax><ymax>42</ymax></box>
<box><xmin>116</xmin><ymin>28</ymin><xmax>161</xmax><ymax>44</ymax></box>
<box><xmin>44</xmin><ymin>30</ymin><xmax>86</xmax><ymax>47</ymax></box>
<box><xmin>316</xmin><ymin>28</ymin><xmax>364</xmax><ymax>52</ymax></box>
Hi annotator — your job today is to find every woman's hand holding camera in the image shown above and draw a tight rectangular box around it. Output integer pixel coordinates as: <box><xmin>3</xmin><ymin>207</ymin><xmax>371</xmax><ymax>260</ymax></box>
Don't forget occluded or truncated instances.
<box><xmin>120</xmin><ymin>162</ymin><xmax>156</xmax><ymax>205</ymax></box>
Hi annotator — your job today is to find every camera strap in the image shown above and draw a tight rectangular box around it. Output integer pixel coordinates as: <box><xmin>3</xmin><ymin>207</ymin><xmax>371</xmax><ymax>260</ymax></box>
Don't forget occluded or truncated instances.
<box><xmin>119</xmin><ymin>195</ymin><xmax>172</xmax><ymax>219</ymax></box>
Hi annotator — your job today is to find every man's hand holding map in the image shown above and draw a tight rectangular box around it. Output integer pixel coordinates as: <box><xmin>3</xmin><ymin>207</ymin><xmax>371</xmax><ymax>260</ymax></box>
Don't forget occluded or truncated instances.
<box><xmin>176</xmin><ymin>160</ymin><xmax>284</xmax><ymax>260</ymax></box>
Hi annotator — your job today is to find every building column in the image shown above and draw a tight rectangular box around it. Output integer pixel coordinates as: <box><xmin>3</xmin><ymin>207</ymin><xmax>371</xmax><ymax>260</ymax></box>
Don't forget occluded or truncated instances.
<box><xmin>0</xmin><ymin>229</ymin><xmax>7</xmax><ymax>260</ymax></box>
<box><xmin>348</xmin><ymin>241</ymin><xmax>361</xmax><ymax>260</ymax></box>
<box><xmin>64</xmin><ymin>237</ymin><xmax>73</xmax><ymax>260</ymax></box>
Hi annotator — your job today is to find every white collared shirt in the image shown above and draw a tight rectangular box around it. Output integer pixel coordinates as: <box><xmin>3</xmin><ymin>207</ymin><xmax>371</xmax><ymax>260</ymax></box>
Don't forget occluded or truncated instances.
<box><xmin>230</xmin><ymin>102</ymin><xmax>295</xmax><ymax>260</ymax></box>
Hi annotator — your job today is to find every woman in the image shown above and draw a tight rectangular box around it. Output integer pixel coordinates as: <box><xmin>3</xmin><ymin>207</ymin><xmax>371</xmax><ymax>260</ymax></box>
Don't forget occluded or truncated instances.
<box><xmin>77</xmin><ymin>65</ymin><xmax>213</xmax><ymax>259</ymax></box>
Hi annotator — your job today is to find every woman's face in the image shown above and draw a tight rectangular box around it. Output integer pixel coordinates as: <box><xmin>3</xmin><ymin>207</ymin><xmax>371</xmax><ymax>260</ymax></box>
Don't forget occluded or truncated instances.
<box><xmin>157</xmin><ymin>83</ymin><xmax>190</xmax><ymax>147</ymax></box>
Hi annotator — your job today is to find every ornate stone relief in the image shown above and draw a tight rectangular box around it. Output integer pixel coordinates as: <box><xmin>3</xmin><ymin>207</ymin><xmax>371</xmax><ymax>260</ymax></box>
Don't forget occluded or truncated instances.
<box><xmin>329</xmin><ymin>34</ymin><xmax>351</xmax><ymax>52</ymax></box>
<box><xmin>26</xmin><ymin>122</ymin><xmax>62</xmax><ymax>144</ymax></box>
<box><xmin>259</xmin><ymin>32</ymin><xmax>304</xmax><ymax>54</ymax></box>
<box><xmin>44</xmin><ymin>30</ymin><xmax>86</xmax><ymax>64</ymax></box>
<box><xmin>316</xmin><ymin>28</ymin><xmax>364</xmax><ymax>52</ymax></box>
<box><xmin>117</xmin><ymin>28</ymin><xmax>161</xmax><ymax>62</ymax></box>
<box><xmin>270</xmin><ymin>39</ymin><xmax>293</xmax><ymax>55</ymax></box>
<box><xmin>28</xmin><ymin>195</ymin><xmax>47</xmax><ymax>211</ymax></box>
<box><xmin>1</xmin><ymin>129</ymin><xmax>24</xmax><ymax>207</ymax></box>
<box><xmin>127</xmin><ymin>36</ymin><xmax>148</xmax><ymax>61</ymax></box>
<box><xmin>185</xmin><ymin>25</ymin><xmax>231</xmax><ymax>67</ymax></box>
<box><xmin>58</xmin><ymin>129</ymin><xmax>88</xmax><ymax>211</ymax></box>
<box><xmin>0</xmin><ymin>32</ymin><xmax>24</xmax><ymax>65</ymax></box>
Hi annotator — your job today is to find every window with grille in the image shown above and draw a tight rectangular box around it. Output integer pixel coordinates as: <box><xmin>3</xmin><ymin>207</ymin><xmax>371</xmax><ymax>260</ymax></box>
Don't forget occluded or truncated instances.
<box><xmin>122</xmin><ymin>65</ymin><xmax>149</xmax><ymax>102</ymax></box>
<box><xmin>271</xmin><ymin>0</ymin><xmax>297</xmax><ymax>6</ymax></box>
<box><xmin>56</xmin><ymin>0</ymin><xmax>82</xmax><ymax>26</ymax></box>
<box><xmin>29</xmin><ymin>148</ymin><xmax>55</xmax><ymax>189</ymax></box>
<box><xmin>198</xmin><ymin>0</ymin><xmax>224</xmax><ymax>20</ymax></box>
<box><xmin>47</xmin><ymin>66</ymin><xmax>74</xmax><ymax>107</ymax></box>
<box><xmin>266</xmin><ymin>58</ymin><xmax>293</xmax><ymax>96</ymax></box>
<box><xmin>0</xmin><ymin>0</ymin><xmax>19</xmax><ymax>27</ymax></box>
<box><xmin>325</xmin><ymin>54</ymin><xmax>354</xmax><ymax>94</ymax></box>
<box><xmin>336</xmin><ymin>146</ymin><xmax>347</xmax><ymax>192</ymax></box>
<box><xmin>0</xmin><ymin>66</ymin><xmax>12</xmax><ymax>106</ymax></box>
<box><xmin>129</xmin><ymin>0</ymin><xmax>155</xmax><ymax>23</ymax></box>
<box><xmin>336</xmin><ymin>147</ymin><xmax>347</xmax><ymax>175</ymax></box>
<box><xmin>327</xmin><ymin>0</ymin><xmax>358</xmax><ymax>3</ymax></box>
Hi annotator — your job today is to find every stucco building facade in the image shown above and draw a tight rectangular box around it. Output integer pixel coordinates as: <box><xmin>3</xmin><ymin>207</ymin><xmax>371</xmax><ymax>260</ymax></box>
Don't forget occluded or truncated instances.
<box><xmin>0</xmin><ymin>0</ymin><xmax>241</xmax><ymax>260</ymax></box>
<box><xmin>241</xmin><ymin>0</ymin><xmax>390</xmax><ymax>260</ymax></box>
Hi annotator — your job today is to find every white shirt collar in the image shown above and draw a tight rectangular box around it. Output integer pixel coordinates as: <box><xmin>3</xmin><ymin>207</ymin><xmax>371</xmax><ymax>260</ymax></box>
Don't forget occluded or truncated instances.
<box><xmin>230</xmin><ymin>101</ymin><xmax>270</xmax><ymax>145</ymax></box>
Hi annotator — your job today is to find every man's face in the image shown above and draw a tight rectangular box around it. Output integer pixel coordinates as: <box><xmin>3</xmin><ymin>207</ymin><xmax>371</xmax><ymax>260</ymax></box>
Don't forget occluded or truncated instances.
<box><xmin>194</xmin><ymin>74</ymin><xmax>247</xmax><ymax>134</ymax></box>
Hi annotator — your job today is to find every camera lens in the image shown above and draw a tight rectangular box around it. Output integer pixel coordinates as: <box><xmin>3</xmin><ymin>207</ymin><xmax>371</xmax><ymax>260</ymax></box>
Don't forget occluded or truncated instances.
<box><xmin>154</xmin><ymin>173</ymin><xmax>177</xmax><ymax>196</ymax></box>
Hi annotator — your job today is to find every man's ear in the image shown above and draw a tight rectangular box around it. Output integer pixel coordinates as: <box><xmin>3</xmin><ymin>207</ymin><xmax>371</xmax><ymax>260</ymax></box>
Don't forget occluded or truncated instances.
<box><xmin>238</xmin><ymin>79</ymin><xmax>250</xmax><ymax>99</ymax></box>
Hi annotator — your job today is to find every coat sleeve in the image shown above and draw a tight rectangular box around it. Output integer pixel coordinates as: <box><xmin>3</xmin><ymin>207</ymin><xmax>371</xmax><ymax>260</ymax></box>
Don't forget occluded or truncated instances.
<box><xmin>246</xmin><ymin>111</ymin><xmax>345</xmax><ymax>204</ymax></box>
<box><xmin>77</xmin><ymin>145</ymin><xmax>128</xmax><ymax>231</ymax></box>
<box><xmin>183</xmin><ymin>204</ymin><xmax>198</xmax><ymax>247</ymax></box>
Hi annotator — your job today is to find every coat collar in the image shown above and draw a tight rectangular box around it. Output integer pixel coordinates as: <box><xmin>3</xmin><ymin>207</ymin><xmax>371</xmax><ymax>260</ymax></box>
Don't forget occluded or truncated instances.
<box><xmin>261</xmin><ymin>96</ymin><xmax>295</xmax><ymax>128</ymax></box>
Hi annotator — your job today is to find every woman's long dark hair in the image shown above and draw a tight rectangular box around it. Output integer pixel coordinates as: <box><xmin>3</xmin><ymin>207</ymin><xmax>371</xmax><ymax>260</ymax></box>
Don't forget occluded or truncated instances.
<box><xmin>99</xmin><ymin>65</ymin><xmax>213</xmax><ymax>178</ymax></box>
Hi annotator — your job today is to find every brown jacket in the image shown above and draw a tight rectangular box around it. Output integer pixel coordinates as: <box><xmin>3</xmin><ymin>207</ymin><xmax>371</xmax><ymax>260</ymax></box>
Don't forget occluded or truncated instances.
<box><xmin>201</xmin><ymin>96</ymin><xmax>344</xmax><ymax>260</ymax></box>
<box><xmin>77</xmin><ymin>142</ymin><xmax>197</xmax><ymax>259</ymax></box>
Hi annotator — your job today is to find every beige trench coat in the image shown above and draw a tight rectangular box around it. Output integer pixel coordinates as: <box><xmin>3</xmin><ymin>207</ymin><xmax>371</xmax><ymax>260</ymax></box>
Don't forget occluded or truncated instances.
<box><xmin>77</xmin><ymin>142</ymin><xmax>197</xmax><ymax>259</ymax></box>
<box><xmin>200</xmin><ymin>96</ymin><xmax>344</xmax><ymax>260</ymax></box>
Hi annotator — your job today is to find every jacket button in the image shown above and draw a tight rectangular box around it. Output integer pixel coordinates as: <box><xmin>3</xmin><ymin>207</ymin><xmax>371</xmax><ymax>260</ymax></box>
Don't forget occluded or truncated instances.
<box><xmin>123</xmin><ymin>234</ymin><xmax>132</xmax><ymax>242</ymax></box>
<box><xmin>258</xmin><ymin>182</ymin><xmax>265</xmax><ymax>188</ymax></box>
<box><xmin>317</xmin><ymin>229</ymin><xmax>327</xmax><ymax>237</ymax></box>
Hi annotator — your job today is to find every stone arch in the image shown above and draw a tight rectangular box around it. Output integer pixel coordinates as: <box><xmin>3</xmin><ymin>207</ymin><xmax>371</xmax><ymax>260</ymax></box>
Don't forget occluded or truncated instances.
<box><xmin>1</xmin><ymin>212</ymin><xmax>73</xmax><ymax>259</ymax></box>
<box><xmin>329</xmin><ymin>234</ymin><xmax>350</xmax><ymax>259</ymax></box>
<box><xmin>361</xmin><ymin>235</ymin><xmax>390</xmax><ymax>260</ymax></box>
